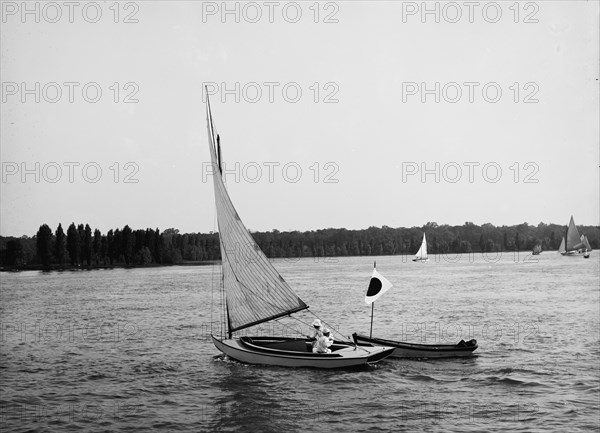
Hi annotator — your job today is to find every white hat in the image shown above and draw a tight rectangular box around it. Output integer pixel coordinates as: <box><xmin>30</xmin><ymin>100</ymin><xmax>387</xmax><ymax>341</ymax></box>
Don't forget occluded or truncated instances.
<box><xmin>322</xmin><ymin>328</ymin><xmax>330</xmax><ymax>335</ymax></box>
<box><xmin>312</xmin><ymin>319</ymin><xmax>322</xmax><ymax>328</ymax></box>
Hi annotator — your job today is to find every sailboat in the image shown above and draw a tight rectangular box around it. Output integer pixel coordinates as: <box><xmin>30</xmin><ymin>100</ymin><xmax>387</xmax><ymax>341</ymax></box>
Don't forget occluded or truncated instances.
<box><xmin>558</xmin><ymin>216</ymin><xmax>587</xmax><ymax>257</ymax></box>
<box><xmin>412</xmin><ymin>233</ymin><xmax>429</xmax><ymax>262</ymax></box>
<box><xmin>581</xmin><ymin>234</ymin><xmax>592</xmax><ymax>258</ymax></box>
<box><xmin>205</xmin><ymin>92</ymin><xmax>394</xmax><ymax>368</ymax></box>
<box><xmin>353</xmin><ymin>265</ymin><xmax>478</xmax><ymax>358</ymax></box>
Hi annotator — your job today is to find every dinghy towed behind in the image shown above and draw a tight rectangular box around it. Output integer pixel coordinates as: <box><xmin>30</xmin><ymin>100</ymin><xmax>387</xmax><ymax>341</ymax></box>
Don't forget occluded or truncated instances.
<box><xmin>353</xmin><ymin>264</ymin><xmax>478</xmax><ymax>358</ymax></box>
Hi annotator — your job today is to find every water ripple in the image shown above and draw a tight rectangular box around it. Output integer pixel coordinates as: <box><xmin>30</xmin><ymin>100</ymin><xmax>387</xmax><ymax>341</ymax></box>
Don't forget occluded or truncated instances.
<box><xmin>1</xmin><ymin>255</ymin><xmax>598</xmax><ymax>432</ymax></box>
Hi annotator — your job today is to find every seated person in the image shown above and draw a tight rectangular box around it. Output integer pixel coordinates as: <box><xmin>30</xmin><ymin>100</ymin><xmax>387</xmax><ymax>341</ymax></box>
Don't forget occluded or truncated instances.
<box><xmin>313</xmin><ymin>328</ymin><xmax>334</xmax><ymax>353</ymax></box>
<box><xmin>307</xmin><ymin>319</ymin><xmax>323</xmax><ymax>347</ymax></box>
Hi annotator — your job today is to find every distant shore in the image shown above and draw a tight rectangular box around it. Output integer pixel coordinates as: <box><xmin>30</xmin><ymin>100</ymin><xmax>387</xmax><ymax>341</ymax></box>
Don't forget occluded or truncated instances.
<box><xmin>0</xmin><ymin>250</ymin><xmax>561</xmax><ymax>273</ymax></box>
<box><xmin>3</xmin><ymin>221</ymin><xmax>597</xmax><ymax>273</ymax></box>
<box><xmin>0</xmin><ymin>261</ymin><xmax>220</xmax><ymax>272</ymax></box>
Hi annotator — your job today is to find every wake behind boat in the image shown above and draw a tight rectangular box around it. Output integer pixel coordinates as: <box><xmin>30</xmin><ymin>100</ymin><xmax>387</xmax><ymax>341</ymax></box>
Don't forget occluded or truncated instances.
<box><xmin>205</xmin><ymin>92</ymin><xmax>394</xmax><ymax>368</ymax></box>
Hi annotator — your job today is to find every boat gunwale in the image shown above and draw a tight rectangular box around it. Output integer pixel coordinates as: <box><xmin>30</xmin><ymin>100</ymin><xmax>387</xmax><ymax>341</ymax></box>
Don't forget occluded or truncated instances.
<box><xmin>238</xmin><ymin>336</ymin><xmax>347</xmax><ymax>358</ymax></box>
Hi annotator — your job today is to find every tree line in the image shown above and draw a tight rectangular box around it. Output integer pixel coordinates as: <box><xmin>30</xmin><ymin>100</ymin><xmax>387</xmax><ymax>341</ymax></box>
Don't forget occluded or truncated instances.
<box><xmin>0</xmin><ymin>223</ymin><xmax>220</xmax><ymax>270</ymax></box>
<box><xmin>0</xmin><ymin>221</ymin><xmax>598</xmax><ymax>270</ymax></box>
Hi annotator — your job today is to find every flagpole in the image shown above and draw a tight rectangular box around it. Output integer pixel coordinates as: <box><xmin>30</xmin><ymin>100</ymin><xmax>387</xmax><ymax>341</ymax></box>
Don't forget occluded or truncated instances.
<box><xmin>370</xmin><ymin>260</ymin><xmax>376</xmax><ymax>338</ymax></box>
<box><xmin>370</xmin><ymin>302</ymin><xmax>374</xmax><ymax>338</ymax></box>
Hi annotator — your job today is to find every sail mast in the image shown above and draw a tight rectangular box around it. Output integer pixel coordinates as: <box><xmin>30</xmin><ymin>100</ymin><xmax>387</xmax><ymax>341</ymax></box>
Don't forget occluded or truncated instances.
<box><xmin>565</xmin><ymin>217</ymin><xmax>570</xmax><ymax>252</ymax></box>
<box><xmin>207</xmin><ymin>89</ymin><xmax>230</xmax><ymax>337</ymax></box>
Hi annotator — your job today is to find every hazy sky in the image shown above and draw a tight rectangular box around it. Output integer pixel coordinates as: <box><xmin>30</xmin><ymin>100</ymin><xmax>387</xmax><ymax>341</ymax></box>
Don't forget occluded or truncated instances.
<box><xmin>1</xmin><ymin>1</ymin><xmax>598</xmax><ymax>236</ymax></box>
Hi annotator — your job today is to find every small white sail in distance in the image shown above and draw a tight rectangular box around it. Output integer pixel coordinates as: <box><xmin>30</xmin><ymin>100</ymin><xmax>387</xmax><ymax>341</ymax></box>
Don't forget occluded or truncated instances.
<box><xmin>581</xmin><ymin>235</ymin><xmax>592</xmax><ymax>251</ymax></box>
<box><xmin>414</xmin><ymin>233</ymin><xmax>428</xmax><ymax>260</ymax></box>
<box><xmin>365</xmin><ymin>264</ymin><xmax>393</xmax><ymax>304</ymax></box>
<box><xmin>558</xmin><ymin>236</ymin><xmax>566</xmax><ymax>253</ymax></box>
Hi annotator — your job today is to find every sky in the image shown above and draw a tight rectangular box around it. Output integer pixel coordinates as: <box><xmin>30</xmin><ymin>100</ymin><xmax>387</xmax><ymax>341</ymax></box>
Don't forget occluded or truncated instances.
<box><xmin>1</xmin><ymin>1</ymin><xmax>598</xmax><ymax>237</ymax></box>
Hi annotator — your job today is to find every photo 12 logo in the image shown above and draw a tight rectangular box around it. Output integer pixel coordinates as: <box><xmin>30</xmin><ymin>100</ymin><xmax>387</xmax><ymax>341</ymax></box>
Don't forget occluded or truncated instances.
<box><xmin>1</xmin><ymin>162</ymin><xmax>140</xmax><ymax>184</ymax></box>
<box><xmin>1</xmin><ymin>402</ymin><xmax>141</xmax><ymax>425</ymax></box>
<box><xmin>202</xmin><ymin>81</ymin><xmax>339</xmax><ymax>104</ymax></box>
<box><xmin>1</xmin><ymin>321</ymin><xmax>140</xmax><ymax>344</ymax></box>
<box><xmin>1</xmin><ymin>82</ymin><xmax>139</xmax><ymax>104</ymax></box>
<box><xmin>401</xmin><ymin>82</ymin><xmax>539</xmax><ymax>104</ymax></box>
<box><xmin>398</xmin><ymin>402</ymin><xmax>539</xmax><ymax>424</ymax></box>
<box><xmin>1</xmin><ymin>1</ymin><xmax>140</xmax><ymax>24</ymax></box>
<box><xmin>401</xmin><ymin>1</ymin><xmax>539</xmax><ymax>24</ymax></box>
<box><xmin>401</xmin><ymin>162</ymin><xmax>540</xmax><ymax>184</ymax></box>
<box><xmin>395</xmin><ymin>321</ymin><xmax>539</xmax><ymax>344</ymax></box>
<box><xmin>201</xmin><ymin>161</ymin><xmax>340</xmax><ymax>184</ymax></box>
<box><xmin>201</xmin><ymin>1</ymin><xmax>339</xmax><ymax>24</ymax></box>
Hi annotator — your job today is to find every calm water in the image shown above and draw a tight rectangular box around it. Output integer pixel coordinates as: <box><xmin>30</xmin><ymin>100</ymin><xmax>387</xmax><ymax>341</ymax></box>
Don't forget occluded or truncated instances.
<box><xmin>1</xmin><ymin>253</ymin><xmax>598</xmax><ymax>432</ymax></box>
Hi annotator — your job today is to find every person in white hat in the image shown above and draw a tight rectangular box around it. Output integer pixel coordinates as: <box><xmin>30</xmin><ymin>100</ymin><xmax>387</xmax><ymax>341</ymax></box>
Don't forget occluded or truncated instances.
<box><xmin>313</xmin><ymin>328</ymin><xmax>333</xmax><ymax>353</ymax></box>
<box><xmin>307</xmin><ymin>319</ymin><xmax>323</xmax><ymax>348</ymax></box>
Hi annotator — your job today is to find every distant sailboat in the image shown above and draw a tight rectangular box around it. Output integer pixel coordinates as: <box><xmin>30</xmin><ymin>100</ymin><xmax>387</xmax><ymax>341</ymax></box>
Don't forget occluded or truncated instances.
<box><xmin>558</xmin><ymin>216</ymin><xmax>587</xmax><ymax>257</ymax></box>
<box><xmin>412</xmin><ymin>233</ymin><xmax>429</xmax><ymax>262</ymax></box>
<box><xmin>581</xmin><ymin>234</ymin><xmax>592</xmax><ymax>259</ymax></box>
<box><xmin>205</xmin><ymin>91</ymin><xmax>394</xmax><ymax>368</ymax></box>
<box><xmin>558</xmin><ymin>237</ymin><xmax>566</xmax><ymax>254</ymax></box>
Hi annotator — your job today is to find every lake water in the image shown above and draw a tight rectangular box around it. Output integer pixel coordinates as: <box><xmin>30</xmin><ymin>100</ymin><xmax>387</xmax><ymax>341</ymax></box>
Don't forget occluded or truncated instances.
<box><xmin>1</xmin><ymin>253</ymin><xmax>598</xmax><ymax>432</ymax></box>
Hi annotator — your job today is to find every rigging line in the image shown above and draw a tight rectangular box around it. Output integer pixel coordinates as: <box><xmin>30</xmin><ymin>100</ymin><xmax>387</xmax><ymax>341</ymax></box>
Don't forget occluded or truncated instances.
<box><xmin>220</xmin><ymin>254</ymin><xmax>225</xmax><ymax>338</ymax></box>
<box><xmin>215</xmin><ymin>219</ymin><xmax>228</xmax><ymax>338</ymax></box>
<box><xmin>271</xmin><ymin>317</ymin><xmax>305</xmax><ymax>338</ymax></box>
<box><xmin>210</xmin><ymin>247</ymin><xmax>214</xmax><ymax>336</ymax></box>
<box><xmin>290</xmin><ymin>313</ymin><xmax>348</xmax><ymax>344</ymax></box>
<box><xmin>215</xmin><ymin>224</ymin><xmax>225</xmax><ymax>338</ymax></box>
<box><xmin>210</xmin><ymin>202</ymin><xmax>219</xmax><ymax>337</ymax></box>
<box><xmin>303</xmin><ymin>310</ymin><xmax>354</xmax><ymax>345</ymax></box>
<box><xmin>289</xmin><ymin>314</ymin><xmax>369</xmax><ymax>353</ymax></box>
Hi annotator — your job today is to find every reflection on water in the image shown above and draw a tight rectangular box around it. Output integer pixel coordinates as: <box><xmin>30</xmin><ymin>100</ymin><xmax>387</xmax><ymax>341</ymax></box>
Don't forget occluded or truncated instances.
<box><xmin>1</xmin><ymin>254</ymin><xmax>598</xmax><ymax>432</ymax></box>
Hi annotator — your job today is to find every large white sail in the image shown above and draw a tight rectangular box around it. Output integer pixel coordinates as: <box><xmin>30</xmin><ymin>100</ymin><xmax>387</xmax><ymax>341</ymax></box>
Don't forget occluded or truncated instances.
<box><xmin>206</xmin><ymin>95</ymin><xmax>308</xmax><ymax>334</ymax></box>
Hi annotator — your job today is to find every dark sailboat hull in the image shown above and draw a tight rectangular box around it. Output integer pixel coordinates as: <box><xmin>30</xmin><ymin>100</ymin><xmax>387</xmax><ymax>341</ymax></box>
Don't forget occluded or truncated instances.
<box><xmin>212</xmin><ymin>335</ymin><xmax>395</xmax><ymax>368</ymax></box>
<box><xmin>353</xmin><ymin>333</ymin><xmax>478</xmax><ymax>359</ymax></box>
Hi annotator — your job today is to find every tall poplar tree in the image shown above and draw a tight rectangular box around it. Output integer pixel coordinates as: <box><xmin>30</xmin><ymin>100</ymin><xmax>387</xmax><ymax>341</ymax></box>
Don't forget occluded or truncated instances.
<box><xmin>36</xmin><ymin>224</ymin><xmax>53</xmax><ymax>269</ymax></box>
<box><xmin>55</xmin><ymin>223</ymin><xmax>67</xmax><ymax>266</ymax></box>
